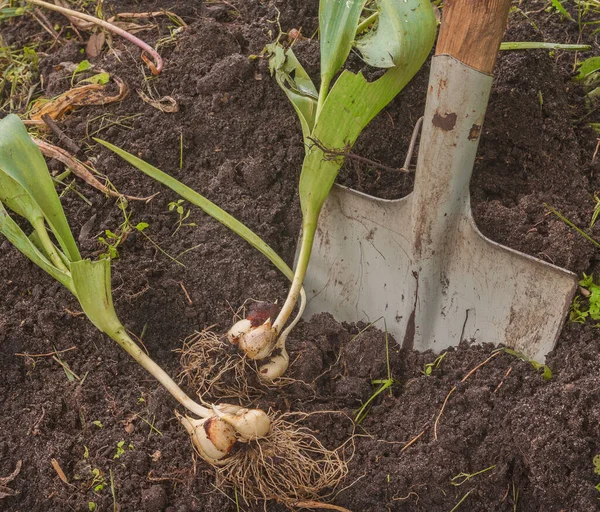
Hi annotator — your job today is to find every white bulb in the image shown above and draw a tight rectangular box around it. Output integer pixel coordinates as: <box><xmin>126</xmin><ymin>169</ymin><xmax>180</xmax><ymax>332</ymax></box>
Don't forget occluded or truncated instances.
<box><xmin>237</xmin><ymin>322</ymin><xmax>277</xmax><ymax>360</ymax></box>
<box><xmin>214</xmin><ymin>404</ymin><xmax>271</xmax><ymax>441</ymax></box>
<box><xmin>258</xmin><ymin>352</ymin><xmax>289</xmax><ymax>382</ymax></box>
<box><xmin>178</xmin><ymin>414</ymin><xmax>236</xmax><ymax>465</ymax></box>
<box><xmin>227</xmin><ymin>318</ymin><xmax>252</xmax><ymax>345</ymax></box>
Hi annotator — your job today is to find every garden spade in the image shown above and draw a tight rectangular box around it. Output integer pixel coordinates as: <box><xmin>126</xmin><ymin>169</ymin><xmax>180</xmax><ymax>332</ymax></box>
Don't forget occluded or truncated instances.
<box><xmin>302</xmin><ymin>0</ymin><xmax>578</xmax><ymax>362</ymax></box>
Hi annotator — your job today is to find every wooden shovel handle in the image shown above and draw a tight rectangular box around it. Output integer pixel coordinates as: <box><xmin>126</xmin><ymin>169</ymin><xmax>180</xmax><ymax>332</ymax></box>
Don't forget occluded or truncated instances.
<box><xmin>436</xmin><ymin>0</ymin><xmax>512</xmax><ymax>74</ymax></box>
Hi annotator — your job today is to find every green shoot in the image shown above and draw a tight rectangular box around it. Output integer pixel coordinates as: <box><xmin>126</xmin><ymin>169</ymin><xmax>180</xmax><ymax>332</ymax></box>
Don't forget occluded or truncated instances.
<box><xmin>449</xmin><ymin>489</ymin><xmax>474</xmax><ymax>512</ymax></box>
<box><xmin>450</xmin><ymin>464</ymin><xmax>496</xmax><ymax>486</ymax></box>
<box><xmin>422</xmin><ymin>351</ymin><xmax>447</xmax><ymax>376</ymax></box>
<box><xmin>168</xmin><ymin>199</ymin><xmax>196</xmax><ymax>235</ymax></box>
<box><xmin>499</xmin><ymin>348</ymin><xmax>552</xmax><ymax>381</ymax></box>
<box><xmin>354</xmin><ymin>323</ymin><xmax>397</xmax><ymax>424</ymax></box>
<box><xmin>548</xmin><ymin>0</ymin><xmax>574</xmax><ymax>21</ymax></box>
<box><xmin>499</xmin><ymin>41</ymin><xmax>590</xmax><ymax>51</ymax></box>
<box><xmin>354</xmin><ymin>378</ymin><xmax>395</xmax><ymax>424</ymax></box>
<box><xmin>545</xmin><ymin>203</ymin><xmax>600</xmax><ymax>249</ymax></box>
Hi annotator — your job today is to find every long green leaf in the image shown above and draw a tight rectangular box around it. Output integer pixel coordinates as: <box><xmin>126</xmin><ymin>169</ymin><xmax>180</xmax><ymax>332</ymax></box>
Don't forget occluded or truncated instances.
<box><xmin>300</xmin><ymin>0</ymin><xmax>436</xmax><ymax>218</ymax></box>
<box><xmin>267</xmin><ymin>44</ymin><xmax>318</xmax><ymax>141</ymax></box>
<box><xmin>93</xmin><ymin>139</ymin><xmax>294</xmax><ymax>282</ymax></box>
<box><xmin>319</xmin><ymin>0</ymin><xmax>366</xmax><ymax>84</ymax></box>
<box><xmin>0</xmin><ymin>201</ymin><xmax>74</xmax><ymax>292</ymax></box>
<box><xmin>0</xmin><ymin>115</ymin><xmax>81</xmax><ymax>262</ymax></box>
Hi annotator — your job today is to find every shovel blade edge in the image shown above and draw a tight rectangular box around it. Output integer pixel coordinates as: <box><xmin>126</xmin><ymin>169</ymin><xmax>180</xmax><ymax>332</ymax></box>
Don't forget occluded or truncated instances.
<box><xmin>303</xmin><ymin>185</ymin><xmax>578</xmax><ymax>362</ymax></box>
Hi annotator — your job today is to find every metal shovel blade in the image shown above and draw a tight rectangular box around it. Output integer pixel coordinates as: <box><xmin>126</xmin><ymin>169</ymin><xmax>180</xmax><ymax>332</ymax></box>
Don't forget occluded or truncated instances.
<box><xmin>302</xmin><ymin>55</ymin><xmax>578</xmax><ymax>362</ymax></box>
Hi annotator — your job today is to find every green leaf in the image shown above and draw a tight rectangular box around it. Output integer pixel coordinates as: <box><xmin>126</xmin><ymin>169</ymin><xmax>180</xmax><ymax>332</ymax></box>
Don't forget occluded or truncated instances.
<box><xmin>71</xmin><ymin>259</ymin><xmax>123</xmax><ymax>336</ymax></box>
<box><xmin>0</xmin><ymin>201</ymin><xmax>74</xmax><ymax>292</ymax></box>
<box><xmin>355</xmin><ymin>0</ymin><xmax>425</xmax><ymax>68</ymax></box>
<box><xmin>74</xmin><ymin>60</ymin><xmax>92</xmax><ymax>74</ymax></box>
<box><xmin>550</xmin><ymin>0</ymin><xmax>573</xmax><ymax>21</ymax></box>
<box><xmin>135</xmin><ymin>222</ymin><xmax>149</xmax><ymax>232</ymax></box>
<box><xmin>299</xmin><ymin>0</ymin><xmax>436</xmax><ymax>220</ymax></box>
<box><xmin>0</xmin><ymin>115</ymin><xmax>81</xmax><ymax>262</ymax></box>
<box><xmin>93</xmin><ymin>139</ymin><xmax>295</xmax><ymax>282</ymax></box>
<box><xmin>80</xmin><ymin>72</ymin><xmax>110</xmax><ymax>85</ymax></box>
<box><xmin>319</xmin><ymin>0</ymin><xmax>367</xmax><ymax>84</ymax></box>
<box><xmin>267</xmin><ymin>44</ymin><xmax>318</xmax><ymax>140</ymax></box>
<box><xmin>575</xmin><ymin>56</ymin><xmax>600</xmax><ymax>81</ymax></box>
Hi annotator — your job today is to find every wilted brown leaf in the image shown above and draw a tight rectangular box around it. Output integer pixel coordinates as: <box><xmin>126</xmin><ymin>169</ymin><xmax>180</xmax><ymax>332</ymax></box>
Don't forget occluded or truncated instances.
<box><xmin>86</xmin><ymin>31</ymin><xmax>106</xmax><ymax>58</ymax></box>
<box><xmin>29</xmin><ymin>77</ymin><xmax>128</xmax><ymax>124</ymax></box>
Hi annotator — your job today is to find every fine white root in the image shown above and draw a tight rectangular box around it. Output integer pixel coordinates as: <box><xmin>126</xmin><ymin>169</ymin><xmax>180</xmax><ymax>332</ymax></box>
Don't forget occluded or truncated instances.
<box><xmin>214</xmin><ymin>411</ymin><xmax>351</xmax><ymax>505</ymax></box>
<box><xmin>178</xmin><ymin>328</ymin><xmax>263</xmax><ymax>401</ymax></box>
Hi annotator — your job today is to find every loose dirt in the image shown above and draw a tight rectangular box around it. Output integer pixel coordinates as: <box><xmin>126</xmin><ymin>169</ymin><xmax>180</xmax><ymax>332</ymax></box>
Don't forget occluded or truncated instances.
<box><xmin>1</xmin><ymin>1</ymin><xmax>599</xmax><ymax>511</ymax></box>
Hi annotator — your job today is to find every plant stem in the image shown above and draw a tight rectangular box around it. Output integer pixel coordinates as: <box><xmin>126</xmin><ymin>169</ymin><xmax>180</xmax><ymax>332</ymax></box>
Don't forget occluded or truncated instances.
<box><xmin>272</xmin><ymin>217</ymin><xmax>317</xmax><ymax>334</ymax></box>
<box><xmin>355</xmin><ymin>11</ymin><xmax>379</xmax><ymax>35</ymax></box>
<box><xmin>25</xmin><ymin>0</ymin><xmax>163</xmax><ymax>74</ymax></box>
<box><xmin>31</xmin><ymin>218</ymin><xmax>69</xmax><ymax>272</ymax></box>
<box><xmin>316</xmin><ymin>74</ymin><xmax>332</xmax><ymax>119</ymax></box>
<box><xmin>110</xmin><ymin>327</ymin><xmax>211</xmax><ymax>418</ymax></box>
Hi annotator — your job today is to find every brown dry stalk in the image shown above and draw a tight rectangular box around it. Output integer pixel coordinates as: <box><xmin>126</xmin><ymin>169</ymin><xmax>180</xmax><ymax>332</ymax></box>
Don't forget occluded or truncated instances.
<box><xmin>33</xmin><ymin>138</ymin><xmax>154</xmax><ymax>202</ymax></box>
<box><xmin>291</xmin><ymin>500</ymin><xmax>352</xmax><ymax>511</ymax></box>
<box><xmin>28</xmin><ymin>78</ymin><xmax>128</xmax><ymax>124</ymax></box>
<box><xmin>400</xmin><ymin>425</ymin><xmax>429</xmax><ymax>453</ymax></box>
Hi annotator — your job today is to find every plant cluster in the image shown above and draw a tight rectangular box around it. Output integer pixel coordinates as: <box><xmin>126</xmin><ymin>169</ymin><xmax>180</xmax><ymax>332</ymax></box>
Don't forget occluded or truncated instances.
<box><xmin>0</xmin><ymin>0</ymin><xmax>438</xmax><ymax>505</ymax></box>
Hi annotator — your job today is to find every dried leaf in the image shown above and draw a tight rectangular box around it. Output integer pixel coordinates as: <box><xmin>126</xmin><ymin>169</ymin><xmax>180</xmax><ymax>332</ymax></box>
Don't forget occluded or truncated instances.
<box><xmin>51</xmin><ymin>458</ymin><xmax>69</xmax><ymax>484</ymax></box>
<box><xmin>0</xmin><ymin>460</ymin><xmax>22</xmax><ymax>499</ymax></box>
<box><xmin>137</xmin><ymin>90</ymin><xmax>179</xmax><ymax>113</ymax></box>
<box><xmin>32</xmin><ymin>138</ymin><xmax>156</xmax><ymax>202</ymax></box>
<box><xmin>86</xmin><ymin>31</ymin><xmax>105</xmax><ymax>58</ymax></box>
<box><xmin>29</xmin><ymin>77</ymin><xmax>128</xmax><ymax>124</ymax></box>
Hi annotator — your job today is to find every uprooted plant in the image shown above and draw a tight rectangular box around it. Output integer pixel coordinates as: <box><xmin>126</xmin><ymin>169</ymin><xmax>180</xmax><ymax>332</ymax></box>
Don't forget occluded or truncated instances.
<box><xmin>0</xmin><ymin>114</ymin><xmax>348</xmax><ymax>504</ymax></box>
<box><xmin>98</xmin><ymin>0</ymin><xmax>437</xmax><ymax>383</ymax></box>
<box><xmin>232</xmin><ymin>0</ymin><xmax>437</xmax><ymax>377</ymax></box>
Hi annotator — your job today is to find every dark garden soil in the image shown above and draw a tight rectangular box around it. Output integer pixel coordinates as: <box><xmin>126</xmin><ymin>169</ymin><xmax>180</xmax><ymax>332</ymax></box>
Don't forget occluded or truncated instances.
<box><xmin>1</xmin><ymin>1</ymin><xmax>600</xmax><ymax>511</ymax></box>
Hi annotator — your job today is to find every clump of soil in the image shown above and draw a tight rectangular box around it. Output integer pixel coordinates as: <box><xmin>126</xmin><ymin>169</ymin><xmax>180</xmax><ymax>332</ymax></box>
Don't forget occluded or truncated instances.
<box><xmin>1</xmin><ymin>1</ymin><xmax>599</xmax><ymax>511</ymax></box>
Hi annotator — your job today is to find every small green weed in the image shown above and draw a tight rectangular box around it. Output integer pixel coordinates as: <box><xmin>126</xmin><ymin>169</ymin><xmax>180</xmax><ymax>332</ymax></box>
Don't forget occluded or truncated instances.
<box><xmin>422</xmin><ymin>352</ymin><xmax>447</xmax><ymax>376</ymax></box>
<box><xmin>354</xmin><ymin>322</ymin><xmax>398</xmax><ymax>424</ymax></box>
<box><xmin>91</xmin><ymin>468</ymin><xmax>107</xmax><ymax>492</ymax></box>
<box><xmin>548</xmin><ymin>0</ymin><xmax>573</xmax><ymax>21</ymax></box>
<box><xmin>450</xmin><ymin>464</ymin><xmax>496</xmax><ymax>486</ymax></box>
<box><xmin>113</xmin><ymin>440</ymin><xmax>134</xmax><ymax>459</ymax></box>
<box><xmin>570</xmin><ymin>273</ymin><xmax>600</xmax><ymax>325</ymax></box>
<box><xmin>0</xmin><ymin>40</ymin><xmax>40</xmax><ymax>112</ymax></box>
<box><xmin>168</xmin><ymin>199</ymin><xmax>196</xmax><ymax>235</ymax></box>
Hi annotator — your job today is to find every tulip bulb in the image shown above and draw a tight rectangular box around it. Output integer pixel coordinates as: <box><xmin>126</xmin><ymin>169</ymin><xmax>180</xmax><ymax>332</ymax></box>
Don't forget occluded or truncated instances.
<box><xmin>178</xmin><ymin>413</ymin><xmax>237</xmax><ymax>465</ymax></box>
<box><xmin>227</xmin><ymin>318</ymin><xmax>252</xmax><ymax>345</ymax></box>
<box><xmin>258</xmin><ymin>350</ymin><xmax>289</xmax><ymax>382</ymax></box>
<box><xmin>214</xmin><ymin>404</ymin><xmax>271</xmax><ymax>441</ymax></box>
<box><xmin>237</xmin><ymin>321</ymin><xmax>277</xmax><ymax>360</ymax></box>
